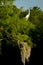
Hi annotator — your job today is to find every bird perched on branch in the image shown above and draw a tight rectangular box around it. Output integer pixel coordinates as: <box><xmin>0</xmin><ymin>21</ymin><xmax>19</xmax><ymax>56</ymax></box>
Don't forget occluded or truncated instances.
<box><xmin>25</xmin><ymin>9</ymin><xmax>30</xmax><ymax>20</ymax></box>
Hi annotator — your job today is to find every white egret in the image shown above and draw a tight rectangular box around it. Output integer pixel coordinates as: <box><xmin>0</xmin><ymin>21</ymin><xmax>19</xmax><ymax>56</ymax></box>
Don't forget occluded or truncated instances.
<box><xmin>25</xmin><ymin>9</ymin><xmax>30</xmax><ymax>20</ymax></box>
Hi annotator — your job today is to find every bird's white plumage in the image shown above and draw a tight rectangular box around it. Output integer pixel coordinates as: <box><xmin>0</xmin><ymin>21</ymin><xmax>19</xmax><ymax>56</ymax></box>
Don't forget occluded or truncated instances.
<box><xmin>25</xmin><ymin>9</ymin><xmax>30</xmax><ymax>20</ymax></box>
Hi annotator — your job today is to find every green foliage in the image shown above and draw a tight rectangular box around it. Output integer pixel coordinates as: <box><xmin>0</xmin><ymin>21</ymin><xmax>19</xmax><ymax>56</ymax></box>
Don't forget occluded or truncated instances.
<box><xmin>0</xmin><ymin>0</ymin><xmax>43</xmax><ymax>48</ymax></box>
<box><xmin>29</xmin><ymin>7</ymin><xmax>43</xmax><ymax>45</ymax></box>
<box><xmin>0</xmin><ymin>0</ymin><xmax>15</xmax><ymax>5</ymax></box>
<box><xmin>0</xmin><ymin>4</ymin><xmax>35</xmax><ymax>47</ymax></box>
<box><xmin>0</xmin><ymin>1</ymin><xmax>43</xmax><ymax>63</ymax></box>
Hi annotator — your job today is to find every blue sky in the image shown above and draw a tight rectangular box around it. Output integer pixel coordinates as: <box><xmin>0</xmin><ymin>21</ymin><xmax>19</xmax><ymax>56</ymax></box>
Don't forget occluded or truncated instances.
<box><xmin>14</xmin><ymin>0</ymin><xmax>43</xmax><ymax>10</ymax></box>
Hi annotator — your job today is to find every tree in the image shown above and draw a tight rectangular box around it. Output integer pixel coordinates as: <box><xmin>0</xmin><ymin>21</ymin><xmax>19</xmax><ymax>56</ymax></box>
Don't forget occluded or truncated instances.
<box><xmin>29</xmin><ymin>6</ymin><xmax>43</xmax><ymax>46</ymax></box>
<box><xmin>0</xmin><ymin>0</ymin><xmax>15</xmax><ymax>5</ymax></box>
<box><xmin>0</xmin><ymin>1</ymin><xmax>37</xmax><ymax>64</ymax></box>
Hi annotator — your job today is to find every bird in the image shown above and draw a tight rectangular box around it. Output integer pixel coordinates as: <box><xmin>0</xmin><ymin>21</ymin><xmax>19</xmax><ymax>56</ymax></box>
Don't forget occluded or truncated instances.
<box><xmin>25</xmin><ymin>9</ymin><xmax>30</xmax><ymax>20</ymax></box>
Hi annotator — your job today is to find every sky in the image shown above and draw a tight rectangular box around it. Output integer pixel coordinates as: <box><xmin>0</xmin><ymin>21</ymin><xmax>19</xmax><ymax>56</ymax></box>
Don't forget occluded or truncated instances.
<box><xmin>14</xmin><ymin>0</ymin><xmax>43</xmax><ymax>10</ymax></box>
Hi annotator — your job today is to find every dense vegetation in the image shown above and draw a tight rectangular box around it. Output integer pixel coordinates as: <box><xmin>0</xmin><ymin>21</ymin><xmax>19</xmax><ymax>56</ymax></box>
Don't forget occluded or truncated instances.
<box><xmin>0</xmin><ymin>0</ymin><xmax>36</xmax><ymax>47</ymax></box>
<box><xmin>0</xmin><ymin>0</ymin><xmax>43</xmax><ymax>64</ymax></box>
<box><xmin>29</xmin><ymin>7</ymin><xmax>43</xmax><ymax>46</ymax></box>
